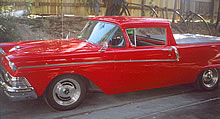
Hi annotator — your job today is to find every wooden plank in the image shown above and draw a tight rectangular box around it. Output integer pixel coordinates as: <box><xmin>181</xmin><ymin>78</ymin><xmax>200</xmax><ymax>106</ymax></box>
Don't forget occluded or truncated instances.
<box><xmin>50</xmin><ymin>0</ymin><xmax>56</xmax><ymax>14</ymax></box>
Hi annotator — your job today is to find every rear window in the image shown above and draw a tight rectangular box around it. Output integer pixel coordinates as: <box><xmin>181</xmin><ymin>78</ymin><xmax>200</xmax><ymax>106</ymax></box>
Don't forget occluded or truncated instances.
<box><xmin>126</xmin><ymin>27</ymin><xmax>166</xmax><ymax>47</ymax></box>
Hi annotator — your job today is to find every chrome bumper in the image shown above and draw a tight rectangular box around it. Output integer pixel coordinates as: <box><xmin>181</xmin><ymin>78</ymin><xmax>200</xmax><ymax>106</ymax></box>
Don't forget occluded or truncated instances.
<box><xmin>0</xmin><ymin>71</ymin><xmax>37</xmax><ymax>101</ymax></box>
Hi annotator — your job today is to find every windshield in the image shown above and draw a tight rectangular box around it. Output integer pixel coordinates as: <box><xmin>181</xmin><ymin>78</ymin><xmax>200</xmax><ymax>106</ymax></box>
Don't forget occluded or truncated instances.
<box><xmin>78</xmin><ymin>21</ymin><xmax>117</xmax><ymax>45</ymax></box>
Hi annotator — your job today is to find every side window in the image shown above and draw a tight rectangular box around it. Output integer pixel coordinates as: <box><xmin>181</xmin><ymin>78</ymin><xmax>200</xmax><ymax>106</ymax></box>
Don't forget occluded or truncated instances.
<box><xmin>126</xmin><ymin>27</ymin><xmax>166</xmax><ymax>47</ymax></box>
<box><xmin>108</xmin><ymin>28</ymin><xmax>126</xmax><ymax>48</ymax></box>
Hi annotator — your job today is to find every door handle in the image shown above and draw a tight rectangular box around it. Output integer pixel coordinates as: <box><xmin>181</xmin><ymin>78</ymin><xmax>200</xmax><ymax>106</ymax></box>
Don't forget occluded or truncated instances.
<box><xmin>161</xmin><ymin>48</ymin><xmax>172</xmax><ymax>52</ymax></box>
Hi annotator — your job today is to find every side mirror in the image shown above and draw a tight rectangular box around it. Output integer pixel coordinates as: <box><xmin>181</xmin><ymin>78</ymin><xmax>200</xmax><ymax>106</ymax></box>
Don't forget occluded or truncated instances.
<box><xmin>99</xmin><ymin>42</ymin><xmax>108</xmax><ymax>52</ymax></box>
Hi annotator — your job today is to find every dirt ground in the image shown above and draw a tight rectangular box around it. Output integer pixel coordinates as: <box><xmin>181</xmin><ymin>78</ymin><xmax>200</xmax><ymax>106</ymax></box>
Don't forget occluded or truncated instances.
<box><xmin>2</xmin><ymin>16</ymin><xmax>219</xmax><ymax>42</ymax></box>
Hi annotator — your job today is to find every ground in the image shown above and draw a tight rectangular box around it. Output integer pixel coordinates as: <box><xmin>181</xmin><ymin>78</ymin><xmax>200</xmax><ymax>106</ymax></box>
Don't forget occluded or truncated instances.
<box><xmin>0</xmin><ymin>84</ymin><xmax>220</xmax><ymax>119</ymax></box>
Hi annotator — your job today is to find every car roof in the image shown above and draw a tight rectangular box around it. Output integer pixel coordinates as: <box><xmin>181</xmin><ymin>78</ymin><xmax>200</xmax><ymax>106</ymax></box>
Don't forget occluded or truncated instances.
<box><xmin>89</xmin><ymin>16</ymin><xmax>170</xmax><ymax>27</ymax></box>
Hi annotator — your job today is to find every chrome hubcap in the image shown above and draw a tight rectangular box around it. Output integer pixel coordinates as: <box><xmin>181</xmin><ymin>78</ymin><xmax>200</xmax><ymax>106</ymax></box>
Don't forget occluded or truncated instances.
<box><xmin>202</xmin><ymin>69</ymin><xmax>219</xmax><ymax>88</ymax></box>
<box><xmin>53</xmin><ymin>78</ymin><xmax>81</xmax><ymax>106</ymax></box>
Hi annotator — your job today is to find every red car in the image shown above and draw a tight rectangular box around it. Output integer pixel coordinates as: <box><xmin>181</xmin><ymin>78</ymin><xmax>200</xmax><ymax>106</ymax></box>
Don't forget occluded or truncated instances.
<box><xmin>0</xmin><ymin>16</ymin><xmax>220</xmax><ymax>111</ymax></box>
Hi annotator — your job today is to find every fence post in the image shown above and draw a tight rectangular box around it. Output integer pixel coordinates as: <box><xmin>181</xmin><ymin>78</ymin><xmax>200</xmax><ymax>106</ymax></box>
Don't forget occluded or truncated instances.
<box><xmin>162</xmin><ymin>9</ymin><xmax>165</xmax><ymax>18</ymax></box>
<box><xmin>210</xmin><ymin>0</ymin><xmax>215</xmax><ymax>23</ymax></box>
<box><xmin>187</xmin><ymin>0</ymin><xmax>190</xmax><ymax>12</ymax></box>
<box><xmin>172</xmin><ymin>0</ymin><xmax>178</xmax><ymax>22</ymax></box>
<box><xmin>180</xmin><ymin>0</ymin><xmax>185</xmax><ymax>11</ymax></box>
<box><xmin>165</xmin><ymin>7</ymin><xmax>169</xmax><ymax>19</ymax></box>
<box><xmin>141</xmin><ymin>0</ymin><xmax>146</xmax><ymax>16</ymax></box>
<box><xmin>95</xmin><ymin>0</ymin><xmax>99</xmax><ymax>16</ymax></box>
<box><xmin>216</xmin><ymin>0</ymin><xmax>220</xmax><ymax>36</ymax></box>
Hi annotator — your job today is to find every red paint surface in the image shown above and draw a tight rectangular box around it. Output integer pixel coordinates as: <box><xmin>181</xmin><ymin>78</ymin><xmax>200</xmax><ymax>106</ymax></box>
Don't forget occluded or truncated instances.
<box><xmin>1</xmin><ymin>16</ymin><xmax>220</xmax><ymax>96</ymax></box>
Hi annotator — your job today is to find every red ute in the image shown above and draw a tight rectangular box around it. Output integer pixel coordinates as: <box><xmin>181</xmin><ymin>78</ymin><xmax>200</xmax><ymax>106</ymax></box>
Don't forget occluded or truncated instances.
<box><xmin>0</xmin><ymin>16</ymin><xmax>220</xmax><ymax>111</ymax></box>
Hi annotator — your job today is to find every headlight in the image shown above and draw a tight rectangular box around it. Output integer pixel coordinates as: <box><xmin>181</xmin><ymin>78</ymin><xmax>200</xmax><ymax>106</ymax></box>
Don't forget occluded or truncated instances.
<box><xmin>0</xmin><ymin>48</ymin><xmax>5</xmax><ymax>54</ymax></box>
<box><xmin>6</xmin><ymin>56</ymin><xmax>17</xmax><ymax>72</ymax></box>
<box><xmin>5</xmin><ymin>73</ymin><xmax>29</xmax><ymax>88</ymax></box>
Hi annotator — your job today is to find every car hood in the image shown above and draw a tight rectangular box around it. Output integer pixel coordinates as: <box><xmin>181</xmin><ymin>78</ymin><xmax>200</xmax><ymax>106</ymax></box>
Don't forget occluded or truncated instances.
<box><xmin>0</xmin><ymin>39</ymin><xmax>101</xmax><ymax>68</ymax></box>
<box><xmin>4</xmin><ymin>39</ymin><xmax>98</xmax><ymax>56</ymax></box>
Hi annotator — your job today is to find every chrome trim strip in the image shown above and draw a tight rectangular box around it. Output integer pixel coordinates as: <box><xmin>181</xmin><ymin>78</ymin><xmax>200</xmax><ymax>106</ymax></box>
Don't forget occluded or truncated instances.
<box><xmin>18</xmin><ymin>47</ymin><xmax>180</xmax><ymax>70</ymax></box>
<box><xmin>19</xmin><ymin>59</ymin><xmax>178</xmax><ymax>69</ymax></box>
<box><xmin>171</xmin><ymin>46</ymin><xmax>180</xmax><ymax>61</ymax></box>
<box><xmin>134</xmin><ymin>28</ymin><xmax>137</xmax><ymax>47</ymax></box>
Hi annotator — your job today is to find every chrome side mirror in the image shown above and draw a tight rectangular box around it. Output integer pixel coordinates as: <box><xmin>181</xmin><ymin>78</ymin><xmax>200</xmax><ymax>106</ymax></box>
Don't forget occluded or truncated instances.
<box><xmin>99</xmin><ymin>42</ymin><xmax>108</xmax><ymax>52</ymax></box>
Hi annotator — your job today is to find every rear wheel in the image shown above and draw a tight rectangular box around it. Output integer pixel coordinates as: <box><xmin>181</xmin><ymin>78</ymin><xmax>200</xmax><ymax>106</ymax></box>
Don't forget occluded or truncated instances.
<box><xmin>44</xmin><ymin>75</ymin><xmax>87</xmax><ymax>111</ymax></box>
<box><xmin>196</xmin><ymin>69</ymin><xmax>219</xmax><ymax>91</ymax></box>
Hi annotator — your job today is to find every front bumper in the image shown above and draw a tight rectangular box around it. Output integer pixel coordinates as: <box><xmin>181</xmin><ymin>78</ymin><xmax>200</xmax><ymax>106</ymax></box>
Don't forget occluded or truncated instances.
<box><xmin>0</xmin><ymin>71</ymin><xmax>37</xmax><ymax>101</ymax></box>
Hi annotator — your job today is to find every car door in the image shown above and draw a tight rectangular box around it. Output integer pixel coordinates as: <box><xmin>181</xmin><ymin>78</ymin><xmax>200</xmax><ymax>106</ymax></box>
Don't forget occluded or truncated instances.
<box><xmin>112</xmin><ymin>27</ymin><xmax>180</xmax><ymax>93</ymax></box>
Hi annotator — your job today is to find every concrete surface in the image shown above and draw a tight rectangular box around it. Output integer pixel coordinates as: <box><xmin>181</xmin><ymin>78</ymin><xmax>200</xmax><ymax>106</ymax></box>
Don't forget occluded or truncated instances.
<box><xmin>0</xmin><ymin>84</ymin><xmax>220</xmax><ymax>119</ymax></box>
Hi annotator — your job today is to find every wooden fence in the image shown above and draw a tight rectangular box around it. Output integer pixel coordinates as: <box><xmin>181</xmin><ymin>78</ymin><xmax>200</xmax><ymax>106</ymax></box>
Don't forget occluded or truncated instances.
<box><xmin>0</xmin><ymin>0</ymin><xmax>106</xmax><ymax>16</ymax></box>
<box><xmin>0</xmin><ymin>0</ymin><xmax>219</xmax><ymax>18</ymax></box>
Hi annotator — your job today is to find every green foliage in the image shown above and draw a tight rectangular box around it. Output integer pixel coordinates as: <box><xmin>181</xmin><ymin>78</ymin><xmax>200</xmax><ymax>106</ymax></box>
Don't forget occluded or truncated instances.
<box><xmin>0</xmin><ymin>16</ymin><xmax>22</xmax><ymax>43</ymax></box>
<box><xmin>0</xmin><ymin>5</ymin><xmax>14</xmax><ymax>13</ymax></box>
<box><xmin>0</xmin><ymin>2</ymin><xmax>19</xmax><ymax>42</ymax></box>
<box><xmin>0</xmin><ymin>1</ymin><xmax>33</xmax><ymax>42</ymax></box>
<box><xmin>0</xmin><ymin>0</ymin><xmax>32</xmax><ymax>14</ymax></box>
<box><xmin>25</xmin><ymin>1</ymin><xmax>33</xmax><ymax>14</ymax></box>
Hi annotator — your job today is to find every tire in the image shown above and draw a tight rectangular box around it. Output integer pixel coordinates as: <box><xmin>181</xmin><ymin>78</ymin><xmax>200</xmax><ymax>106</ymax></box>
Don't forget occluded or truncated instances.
<box><xmin>44</xmin><ymin>75</ymin><xmax>87</xmax><ymax>111</ymax></box>
<box><xmin>195</xmin><ymin>69</ymin><xmax>219</xmax><ymax>91</ymax></box>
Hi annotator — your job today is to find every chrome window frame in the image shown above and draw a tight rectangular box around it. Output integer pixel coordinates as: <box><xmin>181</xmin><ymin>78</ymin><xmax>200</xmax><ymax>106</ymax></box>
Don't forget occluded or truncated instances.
<box><xmin>126</xmin><ymin>28</ymin><xmax>135</xmax><ymax>47</ymax></box>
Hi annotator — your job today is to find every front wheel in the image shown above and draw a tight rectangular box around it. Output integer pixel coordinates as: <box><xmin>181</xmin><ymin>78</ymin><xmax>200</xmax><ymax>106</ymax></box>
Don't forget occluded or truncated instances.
<box><xmin>44</xmin><ymin>75</ymin><xmax>87</xmax><ymax>111</ymax></box>
<box><xmin>196</xmin><ymin>69</ymin><xmax>219</xmax><ymax>91</ymax></box>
